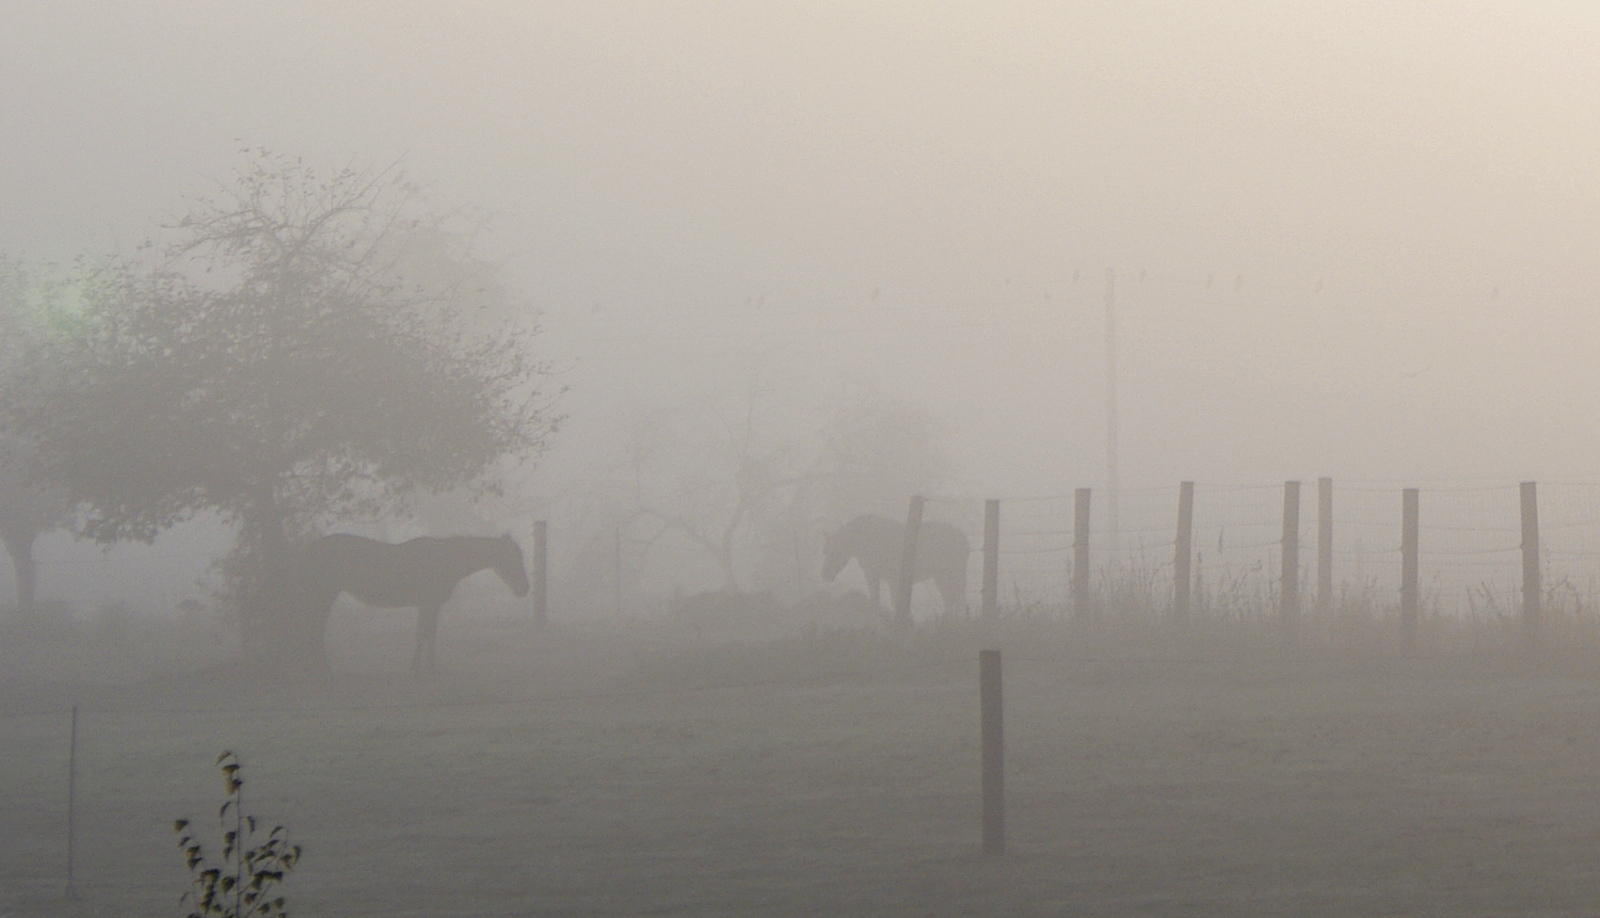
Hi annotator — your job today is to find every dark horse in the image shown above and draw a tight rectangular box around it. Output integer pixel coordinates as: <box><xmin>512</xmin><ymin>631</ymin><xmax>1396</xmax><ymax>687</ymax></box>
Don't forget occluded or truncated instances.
<box><xmin>822</xmin><ymin>514</ymin><xmax>969</xmax><ymax>617</ymax></box>
<box><xmin>298</xmin><ymin>533</ymin><xmax>530</xmax><ymax>674</ymax></box>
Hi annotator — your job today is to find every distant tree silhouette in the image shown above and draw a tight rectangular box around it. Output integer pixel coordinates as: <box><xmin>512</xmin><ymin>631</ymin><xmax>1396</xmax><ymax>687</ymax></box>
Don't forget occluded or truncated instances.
<box><xmin>598</xmin><ymin>365</ymin><xmax>946</xmax><ymax>603</ymax></box>
<box><xmin>814</xmin><ymin>391</ymin><xmax>947</xmax><ymax>525</ymax></box>
<box><xmin>623</xmin><ymin>365</ymin><xmax>816</xmax><ymax>594</ymax></box>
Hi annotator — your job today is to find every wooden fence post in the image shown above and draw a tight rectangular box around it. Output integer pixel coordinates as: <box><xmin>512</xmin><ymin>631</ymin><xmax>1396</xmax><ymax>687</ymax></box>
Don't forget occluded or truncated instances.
<box><xmin>895</xmin><ymin>496</ymin><xmax>925</xmax><ymax>623</ymax></box>
<box><xmin>65</xmin><ymin>704</ymin><xmax>77</xmax><ymax>900</ymax></box>
<box><xmin>613</xmin><ymin>525</ymin><xmax>623</xmax><ymax>618</ymax></box>
<box><xmin>1401</xmin><ymin>488</ymin><xmax>1419</xmax><ymax>654</ymax></box>
<box><xmin>1073</xmin><ymin>488</ymin><xmax>1092</xmax><ymax>617</ymax></box>
<box><xmin>532</xmin><ymin>520</ymin><xmax>548</xmax><ymax>627</ymax></box>
<box><xmin>1521</xmin><ymin>481</ymin><xmax>1540</xmax><ymax>649</ymax></box>
<box><xmin>979</xmin><ymin>649</ymin><xmax>1005</xmax><ymax>854</ymax></box>
<box><xmin>982</xmin><ymin>499</ymin><xmax>1000</xmax><ymax>621</ymax></box>
<box><xmin>1317</xmin><ymin>477</ymin><xmax>1333</xmax><ymax>617</ymax></box>
<box><xmin>1173</xmin><ymin>482</ymin><xmax>1194</xmax><ymax>621</ymax></box>
<box><xmin>1280</xmin><ymin>481</ymin><xmax>1301</xmax><ymax>628</ymax></box>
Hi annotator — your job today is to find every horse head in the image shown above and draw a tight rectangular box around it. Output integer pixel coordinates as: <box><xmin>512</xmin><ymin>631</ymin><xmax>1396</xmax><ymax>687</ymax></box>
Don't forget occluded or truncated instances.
<box><xmin>495</xmin><ymin>533</ymin><xmax>531</xmax><ymax>597</ymax></box>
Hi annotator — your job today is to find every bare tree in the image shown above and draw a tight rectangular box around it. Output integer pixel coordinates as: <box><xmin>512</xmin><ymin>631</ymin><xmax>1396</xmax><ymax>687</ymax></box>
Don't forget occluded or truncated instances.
<box><xmin>604</xmin><ymin>371</ymin><xmax>946</xmax><ymax>603</ymax></box>
<box><xmin>814</xmin><ymin>391</ymin><xmax>947</xmax><ymax>524</ymax></box>
<box><xmin>620</xmin><ymin>368</ymin><xmax>818</xmax><ymax>595</ymax></box>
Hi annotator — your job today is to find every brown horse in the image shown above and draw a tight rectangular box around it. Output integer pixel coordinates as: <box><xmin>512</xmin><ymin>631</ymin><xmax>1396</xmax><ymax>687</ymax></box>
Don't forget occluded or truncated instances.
<box><xmin>822</xmin><ymin>514</ymin><xmax>969</xmax><ymax>617</ymax></box>
<box><xmin>298</xmin><ymin>533</ymin><xmax>529</xmax><ymax>674</ymax></box>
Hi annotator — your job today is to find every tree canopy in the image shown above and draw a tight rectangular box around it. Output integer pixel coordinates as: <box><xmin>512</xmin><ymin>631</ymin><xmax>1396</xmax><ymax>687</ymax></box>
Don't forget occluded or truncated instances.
<box><xmin>11</xmin><ymin>150</ymin><xmax>559</xmax><ymax>656</ymax></box>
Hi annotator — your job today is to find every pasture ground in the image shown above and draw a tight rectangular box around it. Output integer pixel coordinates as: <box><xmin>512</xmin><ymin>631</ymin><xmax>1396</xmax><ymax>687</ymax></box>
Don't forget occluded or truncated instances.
<box><xmin>6</xmin><ymin>605</ymin><xmax>1600</xmax><ymax>916</ymax></box>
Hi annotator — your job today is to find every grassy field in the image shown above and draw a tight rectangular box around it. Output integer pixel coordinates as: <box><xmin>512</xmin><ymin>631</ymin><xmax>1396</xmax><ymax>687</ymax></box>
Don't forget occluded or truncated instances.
<box><xmin>6</xmin><ymin>607</ymin><xmax>1600</xmax><ymax>917</ymax></box>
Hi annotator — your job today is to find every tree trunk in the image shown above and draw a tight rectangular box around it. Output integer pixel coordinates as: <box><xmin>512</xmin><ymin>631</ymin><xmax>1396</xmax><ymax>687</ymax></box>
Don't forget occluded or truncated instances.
<box><xmin>244</xmin><ymin>479</ymin><xmax>318</xmax><ymax>672</ymax></box>
<box><xmin>1</xmin><ymin>529</ymin><xmax>37</xmax><ymax>616</ymax></box>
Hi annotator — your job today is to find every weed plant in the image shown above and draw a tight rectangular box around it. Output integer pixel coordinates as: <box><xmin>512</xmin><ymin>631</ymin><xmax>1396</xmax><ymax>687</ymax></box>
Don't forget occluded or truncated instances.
<box><xmin>173</xmin><ymin>751</ymin><xmax>300</xmax><ymax>918</ymax></box>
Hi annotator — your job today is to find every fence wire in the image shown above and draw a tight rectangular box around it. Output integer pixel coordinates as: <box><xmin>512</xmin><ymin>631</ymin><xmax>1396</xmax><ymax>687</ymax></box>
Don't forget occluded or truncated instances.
<box><xmin>969</xmin><ymin>481</ymin><xmax>1600</xmax><ymax>620</ymax></box>
<box><xmin>10</xmin><ymin>481</ymin><xmax>1600</xmax><ymax>624</ymax></box>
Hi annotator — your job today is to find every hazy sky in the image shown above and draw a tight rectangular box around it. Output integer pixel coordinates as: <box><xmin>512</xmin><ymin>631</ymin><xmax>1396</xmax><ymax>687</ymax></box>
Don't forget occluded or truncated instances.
<box><xmin>5</xmin><ymin>1</ymin><xmax>1600</xmax><ymax>500</ymax></box>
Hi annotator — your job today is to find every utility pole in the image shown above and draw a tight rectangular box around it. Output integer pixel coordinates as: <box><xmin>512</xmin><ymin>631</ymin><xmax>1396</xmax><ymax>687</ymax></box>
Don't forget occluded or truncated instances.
<box><xmin>1105</xmin><ymin>267</ymin><xmax>1121</xmax><ymax>552</ymax></box>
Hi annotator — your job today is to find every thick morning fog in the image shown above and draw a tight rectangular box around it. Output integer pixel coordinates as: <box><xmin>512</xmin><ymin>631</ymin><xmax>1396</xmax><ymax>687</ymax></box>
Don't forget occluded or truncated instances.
<box><xmin>5</xmin><ymin>4</ymin><xmax>1600</xmax><ymax>916</ymax></box>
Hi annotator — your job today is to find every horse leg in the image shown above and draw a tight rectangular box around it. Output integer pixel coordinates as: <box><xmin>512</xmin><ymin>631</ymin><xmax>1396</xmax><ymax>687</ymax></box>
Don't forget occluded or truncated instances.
<box><xmin>427</xmin><ymin>608</ymin><xmax>439</xmax><ymax>674</ymax></box>
<box><xmin>889</xmin><ymin>578</ymin><xmax>909</xmax><ymax>620</ymax></box>
<box><xmin>290</xmin><ymin>588</ymin><xmax>336</xmax><ymax>675</ymax></box>
<box><xmin>938</xmin><ymin>568</ymin><xmax>968</xmax><ymax>618</ymax></box>
<box><xmin>310</xmin><ymin>604</ymin><xmax>335</xmax><ymax>674</ymax></box>
<box><xmin>412</xmin><ymin>606</ymin><xmax>430</xmax><ymax>675</ymax></box>
<box><xmin>863</xmin><ymin>562</ymin><xmax>897</xmax><ymax>610</ymax></box>
<box><xmin>934</xmin><ymin>577</ymin><xmax>958</xmax><ymax>618</ymax></box>
<box><xmin>414</xmin><ymin>605</ymin><xmax>442</xmax><ymax>676</ymax></box>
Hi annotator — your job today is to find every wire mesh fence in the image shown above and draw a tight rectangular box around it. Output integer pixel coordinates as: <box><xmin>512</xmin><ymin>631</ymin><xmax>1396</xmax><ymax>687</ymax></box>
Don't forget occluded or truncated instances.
<box><xmin>931</xmin><ymin>480</ymin><xmax>1600</xmax><ymax>624</ymax></box>
<box><xmin>11</xmin><ymin>479</ymin><xmax>1600</xmax><ymax>631</ymax></box>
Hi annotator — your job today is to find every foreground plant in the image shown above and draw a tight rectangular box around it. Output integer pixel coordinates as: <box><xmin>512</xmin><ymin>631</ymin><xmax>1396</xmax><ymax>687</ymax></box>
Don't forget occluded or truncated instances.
<box><xmin>173</xmin><ymin>751</ymin><xmax>301</xmax><ymax>918</ymax></box>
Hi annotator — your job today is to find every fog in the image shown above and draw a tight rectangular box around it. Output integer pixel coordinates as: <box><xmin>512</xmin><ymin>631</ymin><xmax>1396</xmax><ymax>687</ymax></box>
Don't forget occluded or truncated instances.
<box><xmin>10</xmin><ymin>2</ymin><xmax>1600</xmax><ymax>614</ymax></box>
<box><xmin>7</xmin><ymin>6</ymin><xmax>1600</xmax><ymax>912</ymax></box>
<box><xmin>8</xmin><ymin>1</ymin><xmax>1600</xmax><ymax>489</ymax></box>
<box><xmin>4</xmin><ymin>1</ymin><xmax>1599</xmax><ymax>619</ymax></box>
